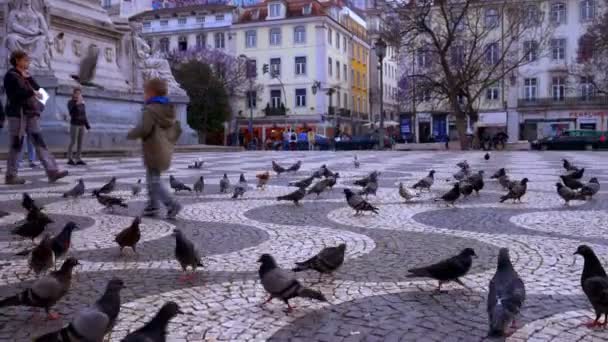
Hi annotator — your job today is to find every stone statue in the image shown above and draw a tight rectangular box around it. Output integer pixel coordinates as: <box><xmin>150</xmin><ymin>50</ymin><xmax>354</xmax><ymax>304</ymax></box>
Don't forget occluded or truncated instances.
<box><xmin>6</xmin><ymin>0</ymin><xmax>52</xmax><ymax>70</ymax></box>
<box><xmin>130</xmin><ymin>22</ymin><xmax>182</xmax><ymax>94</ymax></box>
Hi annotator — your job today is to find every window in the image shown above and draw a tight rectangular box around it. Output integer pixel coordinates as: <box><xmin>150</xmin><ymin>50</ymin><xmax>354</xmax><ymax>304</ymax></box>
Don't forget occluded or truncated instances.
<box><xmin>551</xmin><ymin>3</ymin><xmax>567</xmax><ymax>25</ymax></box>
<box><xmin>215</xmin><ymin>14</ymin><xmax>225</xmax><ymax>21</ymax></box>
<box><xmin>246</xmin><ymin>91</ymin><xmax>257</xmax><ymax>108</ymax></box>
<box><xmin>485</xmin><ymin>43</ymin><xmax>499</xmax><ymax>65</ymax></box>
<box><xmin>294</xmin><ymin>26</ymin><xmax>306</xmax><ymax>44</ymax></box>
<box><xmin>524</xmin><ymin>5</ymin><xmax>540</xmax><ymax>27</ymax></box>
<box><xmin>214</xmin><ymin>32</ymin><xmax>225</xmax><ymax>49</ymax></box>
<box><xmin>328</xmin><ymin>28</ymin><xmax>332</xmax><ymax>45</ymax></box>
<box><xmin>178</xmin><ymin>17</ymin><xmax>187</xmax><ymax>25</ymax></box>
<box><xmin>295</xmin><ymin>56</ymin><xmax>306</xmax><ymax>75</ymax></box>
<box><xmin>356</xmin><ymin>72</ymin><xmax>360</xmax><ymax>87</ymax></box>
<box><xmin>417</xmin><ymin>47</ymin><xmax>431</xmax><ymax>68</ymax></box>
<box><xmin>551</xmin><ymin>38</ymin><xmax>566</xmax><ymax>61</ymax></box>
<box><xmin>269</xmin><ymin>3</ymin><xmax>281</xmax><ymax>17</ymax></box>
<box><xmin>524</xmin><ymin>78</ymin><xmax>537</xmax><ymax>100</ymax></box>
<box><xmin>159</xmin><ymin>37</ymin><xmax>169</xmax><ymax>53</ymax></box>
<box><xmin>269</xmin><ymin>28</ymin><xmax>281</xmax><ymax>46</ymax></box>
<box><xmin>451</xmin><ymin>9</ymin><xmax>465</xmax><ymax>31</ymax></box>
<box><xmin>451</xmin><ymin>45</ymin><xmax>465</xmax><ymax>66</ymax></box>
<box><xmin>178</xmin><ymin>36</ymin><xmax>187</xmax><ymax>51</ymax></box>
<box><xmin>102</xmin><ymin>0</ymin><xmax>111</xmax><ymax>8</ymax></box>
<box><xmin>160</xmin><ymin>19</ymin><xmax>168</xmax><ymax>27</ymax></box>
<box><xmin>270</xmin><ymin>89</ymin><xmax>282</xmax><ymax>108</ymax></box>
<box><xmin>328</xmin><ymin>57</ymin><xmax>332</xmax><ymax>76</ymax></box>
<box><xmin>485</xmin><ymin>8</ymin><xmax>499</xmax><ymax>28</ymax></box>
<box><xmin>343</xmin><ymin>64</ymin><xmax>347</xmax><ymax>81</ymax></box>
<box><xmin>143</xmin><ymin>21</ymin><xmax>151</xmax><ymax>29</ymax></box>
<box><xmin>580</xmin><ymin>0</ymin><xmax>595</xmax><ymax>21</ymax></box>
<box><xmin>523</xmin><ymin>40</ymin><xmax>538</xmax><ymax>62</ymax></box>
<box><xmin>245</xmin><ymin>30</ymin><xmax>257</xmax><ymax>48</ymax></box>
<box><xmin>581</xmin><ymin>76</ymin><xmax>595</xmax><ymax>100</ymax></box>
<box><xmin>336</xmin><ymin>61</ymin><xmax>340</xmax><ymax>79</ymax></box>
<box><xmin>343</xmin><ymin>93</ymin><xmax>348</xmax><ymax>109</ymax></box>
<box><xmin>197</xmin><ymin>16</ymin><xmax>205</xmax><ymax>23</ymax></box>
<box><xmin>351</xmin><ymin>68</ymin><xmax>354</xmax><ymax>84</ymax></box>
<box><xmin>302</xmin><ymin>4</ymin><xmax>312</xmax><ymax>15</ymax></box>
<box><xmin>337</xmin><ymin>91</ymin><xmax>341</xmax><ymax>108</ymax></box>
<box><xmin>196</xmin><ymin>34</ymin><xmax>206</xmax><ymax>49</ymax></box>
<box><xmin>578</xmin><ymin>35</ymin><xmax>595</xmax><ymax>62</ymax></box>
<box><xmin>270</xmin><ymin>58</ymin><xmax>281</xmax><ymax>76</ymax></box>
<box><xmin>343</xmin><ymin>37</ymin><xmax>347</xmax><ymax>52</ymax></box>
<box><xmin>295</xmin><ymin>89</ymin><xmax>306</xmax><ymax>107</ymax></box>
<box><xmin>336</xmin><ymin>32</ymin><xmax>340</xmax><ymax>49</ymax></box>
<box><xmin>552</xmin><ymin>76</ymin><xmax>566</xmax><ymax>101</ymax></box>
<box><xmin>486</xmin><ymin>84</ymin><xmax>499</xmax><ymax>100</ymax></box>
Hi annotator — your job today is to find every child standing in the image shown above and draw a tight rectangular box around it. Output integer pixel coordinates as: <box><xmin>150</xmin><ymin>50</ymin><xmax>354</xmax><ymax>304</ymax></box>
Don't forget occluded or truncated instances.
<box><xmin>127</xmin><ymin>78</ymin><xmax>182</xmax><ymax>219</ymax></box>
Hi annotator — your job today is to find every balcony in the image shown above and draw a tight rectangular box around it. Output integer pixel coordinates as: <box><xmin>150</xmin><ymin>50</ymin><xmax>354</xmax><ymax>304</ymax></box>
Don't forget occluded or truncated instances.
<box><xmin>338</xmin><ymin>108</ymin><xmax>351</xmax><ymax>118</ymax></box>
<box><xmin>517</xmin><ymin>96</ymin><xmax>608</xmax><ymax>110</ymax></box>
<box><xmin>264</xmin><ymin>104</ymin><xmax>286</xmax><ymax>116</ymax></box>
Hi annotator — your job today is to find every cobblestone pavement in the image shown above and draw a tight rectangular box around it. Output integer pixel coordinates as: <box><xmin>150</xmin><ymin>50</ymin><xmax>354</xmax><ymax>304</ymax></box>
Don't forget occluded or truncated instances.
<box><xmin>1</xmin><ymin>151</ymin><xmax>608</xmax><ymax>341</ymax></box>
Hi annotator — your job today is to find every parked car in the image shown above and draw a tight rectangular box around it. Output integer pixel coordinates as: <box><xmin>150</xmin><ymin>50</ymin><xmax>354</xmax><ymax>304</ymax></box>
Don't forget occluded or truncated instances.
<box><xmin>531</xmin><ymin>130</ymin><xmax>608</xmax><ymax>150</ymax></box>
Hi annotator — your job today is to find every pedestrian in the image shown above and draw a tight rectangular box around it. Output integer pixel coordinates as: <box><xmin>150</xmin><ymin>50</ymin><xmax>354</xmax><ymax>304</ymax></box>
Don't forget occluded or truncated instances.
<box><xmin>289</xmin><ymin>129</ymin><xmax>297</xmax><ymax>150</ymax></box>
<box><xmin>3</xmin><ymin>50</ymin><xmax>68</xmax><ymax>184</ymax></box>
<box><xmin>127</xmin><ymin>78</ymin><xmax>182</xmax><ymax>219</ymax></box>
<box><xmin>307</xmin><ymin>128</ymin><xmax>315</xmax><ymax>151</ymax></box>
<box><xmin>67</xmin><ymin>88</ymin><xmax>90</xmax><ymax>166</ymax></box>
<box><xmin>17</xmin><ymin>136</ymin><xmax>37</xmax><ymax>169</ymax></box>
<box><xmin>282</xmin><ymin>129</ymin><xmax>289</xmax><ymax>150</ymax></box>
<box><xmin>444</xmin><ymin>135</ymin><xmax>450</xmax><ymax>150</ymax></box>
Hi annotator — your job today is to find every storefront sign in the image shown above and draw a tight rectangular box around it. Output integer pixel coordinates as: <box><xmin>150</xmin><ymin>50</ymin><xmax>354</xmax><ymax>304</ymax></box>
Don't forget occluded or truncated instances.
<box><xmin>417</xmin><ymin>113</ymin><xmax>431</xmax><ymax>122</ymax></box>
<box><xmin>477</xmin><ymin>112</ymin><xmax>507</xmax><ymax>127</ymax></box>
<box><xmin>570</xmin><ymin>111</ymin><xmax>606</xmax><ymax>118</ymax></box>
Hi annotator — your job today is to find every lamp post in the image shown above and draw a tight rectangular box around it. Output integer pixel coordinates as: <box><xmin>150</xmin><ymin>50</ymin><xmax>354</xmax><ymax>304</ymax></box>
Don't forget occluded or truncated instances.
<box><xmin>240</xmin><ymin>54</ymin><xmax>256</xmax><ymax>148</ymax></box>
<box><xmin>375</xmin><ymin>38</ymin><xmax>387</xmax><ymax>149</ymax></box>
<box><xmin>312</xmin><ymin>80</ymin><xmax>337</xmax><ymax>141</ymax></box>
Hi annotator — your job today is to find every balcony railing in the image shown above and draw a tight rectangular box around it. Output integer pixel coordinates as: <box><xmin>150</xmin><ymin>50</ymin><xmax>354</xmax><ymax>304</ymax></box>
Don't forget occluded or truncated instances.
<box><xmin>338</xmin><ymin>108</ymin><xmax>351</xmax><ymax>117</ymax></box>
<box><xmin>518</xmin><ymin>96</ymin><xmax>608</xmax><ymax>109</ymax></box>
<box><xmin>264</xmin><ymin>105</ymin><xmax>286</xmax><ymax>116</ymax></box>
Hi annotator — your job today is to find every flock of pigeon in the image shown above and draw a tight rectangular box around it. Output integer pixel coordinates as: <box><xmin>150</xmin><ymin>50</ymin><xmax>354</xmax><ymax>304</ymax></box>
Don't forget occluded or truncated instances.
<box><xmin>1</xmin><ymin>153</ymin><xmax>607</xmax><ymax>340</ymax></box>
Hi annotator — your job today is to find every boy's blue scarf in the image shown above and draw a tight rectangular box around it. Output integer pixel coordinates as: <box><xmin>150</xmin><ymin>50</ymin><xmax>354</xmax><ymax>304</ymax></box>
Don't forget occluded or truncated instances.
<box><xmin>145</xmin><ymin>96</ymin><xmax>170</xmax><ymax>105</ymax></box>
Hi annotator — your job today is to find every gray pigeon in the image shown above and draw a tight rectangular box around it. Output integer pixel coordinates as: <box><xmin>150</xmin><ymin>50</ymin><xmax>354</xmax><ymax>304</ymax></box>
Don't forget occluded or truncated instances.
<box><xmin>312</xmin><ymin>165</ymin><xmax>328</xmax><ymax>179</ymax></box>
<box><xmin>293</xmin><ymin>243</ymin><xmax>346</xmax><ymax>276</ymax></box>
<box><xmin>219</xmin><ymin>173</ymin><xmax>230</xmax><ymax>193</ymax></box>
<box><xmin>453</xmin><ymin>163</ymin><xmax>471</xmax><ymax>181</ymax></box>
<box><xmin>353</xmin><ymin>171</ymin><xmax>378</xmax><ymax>187</ymax></box>
<box><xmin>0</xmin><ymin>257</ymin><xmax>79</xmax><ymax>320</ymax></box>
<box><xmin>308</xmin><ymin>178</ymin><xmax>330</xmax><ymax>197</ymax></box>
<box><xmin>272</xmin><ymin>161</ymin><xmax>287</xmax><ymax>175</ymax></box>
<box><xmin>574</xmin><ymin>245</ymin><xmax>608</xmax><ymax>328</ymax></box>
<box><xmin>16</xmin><ymin>233</ymin><xmax>54</xmax><ymax>276</ymax></box>
<box><xmin>34</xmin><ymin>278</ymin><xmax>125</xmax><ymax>341</ymax></box>
<box><xmin>498</xmin><ymin>174</ymin><xmax>516</xmax><ymax>190</ymax></box>
<box><xmin>325</xmin><ymin>173</ymin><xmax>339</xmax><ymax>190</ymax></box>
<box><xmin>63</xmin><ymin>179</ymin><xmax>85</xmax><ymax>198</ymax></box>
<box><xmin>170</xmin><ymin>175</ymin><xmax>192</xmax><ymax>192</ymax></box>
<box><xmin>344</xmin><ymin>188</ymin><xmax>379</xmax><ymax>215</ymax></box>
<box><xmin>289</xmin><ymin>176</ymin><xmax>315</xmax><ymax>189</ymax></box>
<box><xmin>459</xmin><ymin>179</ymin><xmax>474</xmax><ymax>198</ymax></box>
<box><xmin>121</xmin><ymin>302</ymin><xmax>183</xmax><ymax>342</ymax></box>
<box><xmin>131</xmin><ymin>179</ymin><xmax>142</xmax><ymax>196</ymax></box>
<box><xmin>70</xmin><ymin>44</ymin><xmax>99</xmax><ymax>87</ymax></box>
<box><xmin>467</xmin><ymin>171</ymin><xmax>485</xmax><ymax>195</ymax></box>
<box><xmin>556</xmin><ymin>183</ymin><xmax>584</xmax><ymax>205</ymax></box>
<box><xmin>560</xmin><ymin>175</ymin><xmax>583</xmax><ymax>190</ymax></box>
<box><xmin>194</xmin><ymin>176</ymin><xmax>205</xmax><ymax>195</ymax></box>
<box><xmin>353</xmin><ymin>155</ymin><xmax>360</xmax><ymax>168</ymax></box>
<box><xmin>580</xmin><ymin>178</ymin><xmax>600</xmax><ymax>199</ymax></box>
<box><xmin>359</xmin><ymin>177</ymin><xmax>378</xmax><ymax>198</ymax></box>
<box><xmin>487</xmin><ymin>248</ymin><xmax>526</xmax><ymax>337</ymax></box>
<box><xmin>407</xmin><ymin>248</ymin><xmax>476</xmax><ymax>292</ymax></box>
<box><xmin>232</xmin><ymin>173</ymin><xmax>247</xmax><ymax>199</ymax></box>
<box><xmin>499</xmin><ymin>178</ymin><xmax>529</xmax><ymax>203</ymax></box>
<box><xmin>399</xmin><ymin>182</ymin><xmax>419</xmax><ymax>202</ymax></box>
<box><xmin>412</xmin><ymin>170</ymin><xmax>435</xmax><ymax>191</ymax></box>
<box><xmin>173</xmin><ymin>229</ymin><xmax>203</xmax><ymax>282</ymax></box>
<box><xmin>258</xmin><ymin>254</ymin><xmax>327</xmax><ymax>313</ymax></box>
<box><xmin>93</xmin><ymin>177</ymin><xmax>116</xmax><ymax>196</ymax></box>
<box><xmin>277</xmin><ymin>188</ymin><xmax>306</xmax><ymax>205</ymax></box>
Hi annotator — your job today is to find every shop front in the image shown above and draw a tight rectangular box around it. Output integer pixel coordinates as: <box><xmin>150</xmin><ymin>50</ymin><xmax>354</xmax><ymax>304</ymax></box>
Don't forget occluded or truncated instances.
<box><xmin>399</xmin><ymin>114</ymin><xmax>414</xmax><ymax>143</ymax></box>
<box><xmin>476</xmin><ymin>111</ymin><xmax>507</xmax><ymax>139</ymax></box>
<box><xmin>518</xmin><ymin>110</ymin><xmax>607</xmax><ymax>141</ymax></box>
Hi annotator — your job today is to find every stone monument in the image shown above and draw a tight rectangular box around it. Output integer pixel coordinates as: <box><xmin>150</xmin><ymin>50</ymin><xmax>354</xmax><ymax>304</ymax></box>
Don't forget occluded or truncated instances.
<box><xmin>0</xmin><ymin>0</ymin><xmax>196</xmax><ymax>149</ymax></box>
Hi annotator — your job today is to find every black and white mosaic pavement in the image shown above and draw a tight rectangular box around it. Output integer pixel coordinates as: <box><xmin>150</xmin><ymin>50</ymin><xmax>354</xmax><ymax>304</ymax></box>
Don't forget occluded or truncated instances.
<box><xmin>1</xmin><ymin>151</ymin><xmax>608</xmax><ymax>341</ymax></box>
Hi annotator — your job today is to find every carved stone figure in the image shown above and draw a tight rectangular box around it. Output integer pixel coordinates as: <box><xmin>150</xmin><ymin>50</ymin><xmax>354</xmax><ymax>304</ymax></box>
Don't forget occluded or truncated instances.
<box><xmin>130</xmin><ymin>22</ymin><xmax>182</xmax><ymax>93</ymax></box>
<box><xmin>105</xmin><ymin>47</ymin><xmax>113</xmax><ymax>63</ymax></box>
<box><xmin>53</xmin><ymin>32</ymin><xmax>65</xmax><ymax>55</ymax></box>
<box><xmin>6</xmin><ymin>0</ymin><xmax>52</xmax><ymax>70</ymax></box>
<box><xmin>72</xmin><ymin>39</ymin><xmax>82</xmax><ymax>57</ymax></box>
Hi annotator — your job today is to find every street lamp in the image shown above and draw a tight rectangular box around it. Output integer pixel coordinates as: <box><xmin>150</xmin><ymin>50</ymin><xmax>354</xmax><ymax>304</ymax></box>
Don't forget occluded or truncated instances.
<box><xmin>311</xmin><ymin>80</ymin><xmax>337</xmax><ymax>142</ymax></box>
<box><xmin>239</xmin><ymin>54</ymin><xmax>256</xmax><ymax>148</ymax></box>
<box><xmin>375</xmin><ymin>38</ymin><xmax>387</xmax><ymax>149</ymax></box>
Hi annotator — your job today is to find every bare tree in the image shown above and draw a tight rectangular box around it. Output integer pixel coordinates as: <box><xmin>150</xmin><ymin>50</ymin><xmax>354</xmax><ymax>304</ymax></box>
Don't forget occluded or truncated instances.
<box><xmin>382</xmin><ymin>0</ymin><xmax>553</xmax><ymax>148</ymax></box>
<box><xmin>573</xmin><ymin>0</ymin><xmax>608</xmax><ymax>95</ymax></box>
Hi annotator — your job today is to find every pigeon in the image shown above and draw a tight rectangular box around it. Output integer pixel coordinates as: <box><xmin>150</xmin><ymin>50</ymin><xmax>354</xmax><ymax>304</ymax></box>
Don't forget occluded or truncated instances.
<box><xmin>399</xmin><ymin>182</ymin><xmax>419</xmax><ymax>202</ymax></box>
<box><xmin>187</xmin><ymin>159</ymin><xmax>204</xmax><ymax>169</ymax></box>
<box><xmin>131</xmin><ymin>179</ymin><xmax>142</xmax><ymax>196</ymax></box>
<box><xmin>121</xmin><ymin>302</ymin><xmax>183</xmax><ymax>342</ymax></box>
<box><xmin>289</xmin><ymin>176</ymin><xmax>315</xmax><ymax>189</ymax></box>
<box><xmin>93</xmin><ymin>177</ymin><xmax>116</xmax><ymax>196</ymax></box>
<box><xmin>556</xmin><ymin>183</ymin><xmax>585</xmax><ymax>205</ymax></box>
<box><xmin>22</xmin><ymin>192</ymin><xmax>41</xmax><ymax>212</ymax></box>
<box><xmin>256</xmin><ymin>171</ymin><xmax>270</xmax><ymax>190</ymax></box>
<box><xmin>484</xmin><ymin>153</ymin><xmax>490</xmax><ymax>161</ymax></box>
<box><xmin>173</xmin><ymin>229</ymin><xmax>203</xmax><ymax>282</ymax></box>
<box><xmin>491</xmin><ymin>168</ymin><xmax>506</xmax><ymax>179</ymax></box>
<box><xmin>498</xmin><ymin>174</ymin><xmax>516</xmax><ymax>191</ymax></box>
<box><xmin>0</xmin><ymin>210</ymin><xmax>8</xmax><ymax>218</ymax></box>
<box><xmin>16</xmin><ymin>233</ymin><xmax>54</xmax><ymax>276</ymax></box>
<box><xmin>193</xmin><ymin>176</ymin><xmax>205</xmax><ymax>195</ymax></box>
<box><xmin>325</xmin><ymin>173</ymin><xmax>340</xmax><ymax>190</ymax></box>
<box><xmin>95</xmin><ymin>192</ymin><xmax>128</xmax><ymax>211</ymax></box>
<box><xmin>412</xmin><ymin>170</ymin><xmax>435</xmax><ymax>191</ymax></box>
<box><xmin>459</xmin><ymin>180</ymin><xmax>474</xmax><ymax>198</ymax></box>
<box><xmin>353</xmin><ymin>171</ymin><xmax>378</xmax><ymax>188</ymax></box>
<box><xmin>293</xmin><ymin>243</ymin><xmax>346</xmax><ymax>276</ymax></box>
<box><xmin>0</xmin><ymin>257</ymin><xmax>79</xmax><ymax>320</ymax></box>
<box><xmin>11</xmin><ymin>210</ymin><xmax>53</xmax><ymax>241</ymax></box>
<box><xmin>467</xmin><ymin>171</ymin><xmax>485</xmax><ymax>195</ymax></box>
<box><xmin>115</xmin><ymin>216</ymin><xmax>142</xmax><ymax>255</ymax></box>
<box><xmin>308</xmin><ymin>178</ymin><xmax>331</xmax><ymax>197</ymax></box>
<box><xmin>344</xmin><ymin>188</ymin><xmax>379</xmax><ymax>215</ymax></box>
<box><xmin>258</xmin><ymin>254</ymin><xmax>328</xmax><ymax>312</ymax></box>
<box><xmin>560</xmin><ymin>175</ymin><xmax>584</xmax><ymax>190</ymax></box>
<box><xmin>453</xmin><ymin>164</ymin><xmax>471</xmax><ymax>181</ymax></box>
<box><xmin>358</xmin><ymin>177</ymin><xmax>378</xmax><ymax>198</ymax></box>
<box><xmin>25</xmin><ymin>206</ymin><xmax>53</xmax><ymax>227</ymax></box>
<box><xmin>50</xmin><ymin>222</ymin><xmax>78</xmax><ymax>268</ymax></box>
<box><xmin>407</xmin><ymin>248</ymin><xmax>477</xmax><ymax>291</ymax></box>
<box><xmin>170</xmin><ymin>175</ymin><xmax>192</xmax><ymax>192</ymax></box>
<box><xmin>487</xmin><ymin>248</ymin><xmax>526</xmax><ymax>337</ymax></box>
<box><xmin>566</xmin><ymin>167</ymin><xmax>585</xmax><ymax>180</ymax></box>
<box><xmin>34</xmin><ymin>278</ymin><xmax>125</xmax><ymax>341</ymax></box>
<box><xmin>456</xmin><ymin>160</ymin><xmax>470</xmax><ymax>169</ymax></box>
<box><xmin>272</xmin><ymin>161</ymin><xmax>287</xmax><ymax>176</ymax></box>
<box><xmin>312</xmin><ymin>165</ymin><xmax>328</xmax><ymax>178</ymax></box>
<box><xmin>219</xmin><ymin>173</ymin><xmax>230</xmax><ymax>193</ymax></box>
<box><xmin>232</xmin><ymin>173</ymin><xmax>247</xmax><ymax>199</ymax></box>
<box><xmin>286</xmin><ymin>160</ymin><xmax>302</xmax><ymax>173</ymax></box>
<box><xmin>353</xmin><ymin>155</ymin><xmax>360</xmax><ymax>168</ymax></box>
<box><xmin>322</xmin><ymin>166</ymin><xmax>336</xmax><ymax>178</ymax></box>
<box><xmin>580</xmin><ymin>178</ymin><xmax>600</xmax><ymax>199</ymax></box>
<box><xmin>70</xmin><ymin>44</ymin><xmax>99</xmax><ymax>87</ymax></box>
<box><xmin>563</xmin><ymin>158</ymin><xmax>578</xmax><ymax>172</ymax></box>
<box><xmin>574</xmin><ymin>245</ymin><xmax>608</xmax><ymax>328</ymax></box>
<box><xmin>434</xmin><ymin>183</ymin><xmax>461</xmax><ymax>206</ymax></box>
<box><xmin>499</xmin><ymin>178</ymin><xmax>529</xmax><ymax>203</ymax></box>
<box><xmin>63</xmin><ymin>179</ymin><xmax>85</xmax><ymax>198</ymax></box>
<box><xmin>277</xmin><ymin>188</ymin><xmax>306</xmax><ymax>205</ymax></box>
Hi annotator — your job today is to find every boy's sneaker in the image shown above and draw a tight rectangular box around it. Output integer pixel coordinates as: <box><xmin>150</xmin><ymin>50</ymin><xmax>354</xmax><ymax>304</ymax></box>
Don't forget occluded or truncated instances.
<box><xmin>67</xmin><ymin>159</ymin><xmax>76</xmax><ymax>166</ymax></box>
<box><xmin>167</xmin><ymin>203</ymin><xmax>182</xmax><ymax>220</ymax></box>
<box><xmin>143</xmin><ymin>207</ymin><xmax>160</xmax><ymax>217</ymax></box>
